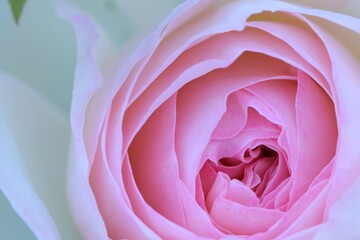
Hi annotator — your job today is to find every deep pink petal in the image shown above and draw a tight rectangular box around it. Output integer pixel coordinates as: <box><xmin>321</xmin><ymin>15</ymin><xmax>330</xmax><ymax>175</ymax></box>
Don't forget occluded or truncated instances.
<box><xmin>122</xmin><ymin>156</ymin><xmax>205</xmax><ymax>240</ymax></box>
<box><xmin>176</xmin><ymin>53</ymin><xmax>293</xmax><ymax>194</ymax></box>
<box><xmin>128</xmin><ymin>95</ymin><xmax>187</xmax><ymax>227</ymax></box>
<box><xmin>90</xmin><ymin>124</ymin><xmax>158</xmax><ymax>239</ymax></box>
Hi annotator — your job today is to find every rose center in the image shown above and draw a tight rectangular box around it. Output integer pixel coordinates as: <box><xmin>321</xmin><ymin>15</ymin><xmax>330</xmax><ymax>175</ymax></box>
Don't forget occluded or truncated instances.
<box><xmin>200</xmin><ymin>145</ymin><xmax>279</xmax><ymax>201</ymax></box>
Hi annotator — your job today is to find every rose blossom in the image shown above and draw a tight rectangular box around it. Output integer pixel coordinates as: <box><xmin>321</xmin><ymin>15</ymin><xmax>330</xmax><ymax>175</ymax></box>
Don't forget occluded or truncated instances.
<box><xmin>60</xmin><ymin>0</ymin><xmax>360</xmax><ymax>239</ymax></box>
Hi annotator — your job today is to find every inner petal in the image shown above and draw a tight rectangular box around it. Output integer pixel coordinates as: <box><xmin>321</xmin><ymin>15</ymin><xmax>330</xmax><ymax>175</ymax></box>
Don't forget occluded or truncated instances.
<box><xmin>199</xmin><ymin>100</ymin><xmax>291</xmax><ymax>210</ymax></box>
<box><xmin>175</xmin><ymin>52</ymin><xmax>295</xmax><ymax>195</ymax></box>
<box><xmin>288</xmin><ymin>70</ymin><xmax>337</xmax><ymax>207</ymax></box>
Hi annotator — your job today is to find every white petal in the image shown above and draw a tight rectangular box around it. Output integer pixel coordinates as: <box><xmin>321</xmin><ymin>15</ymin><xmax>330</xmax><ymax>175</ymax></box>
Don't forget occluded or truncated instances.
<box><xmin>0</xmin><ymin>116</ymin><xmax>60</xmax><ymax>240</ymax></box>
<box><xmin>0</xmin><ymin>72</ymin><xmax>81</xmax><ymax>239</ymax></box>
<box><xmin>56</xmin><ymin>3</ymin><xmax>110</xmax><ymax>239</ymax></box>
<box><xmin>0</xmin><ymin>178</ymin><xmax>36</xmax><ymax>239</ymax></box>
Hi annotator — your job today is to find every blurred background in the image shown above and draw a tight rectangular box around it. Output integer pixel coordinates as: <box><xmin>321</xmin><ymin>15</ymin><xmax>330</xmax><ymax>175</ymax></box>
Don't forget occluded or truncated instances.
<box><xmin>0</xmin><ymin>0</ymin><xmax>180</xmax><ymax>239</ymax></box>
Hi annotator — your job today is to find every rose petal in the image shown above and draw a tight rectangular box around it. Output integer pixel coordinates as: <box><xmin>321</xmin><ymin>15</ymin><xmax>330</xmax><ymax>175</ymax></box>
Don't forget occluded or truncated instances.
<box><xmin>247</xmin><ymin>19</ymin><xmax>332</xmax><ymax>94</ymax></box>
<box><xmin>277</xmin><ymin>181</ymin><xmax>328</xmax><ymax>238</ymax></box>
<box><xmin>204</xmin><ymin>107</ymin><xmax>281</xmax><ymax>163</ymax></box>
<box><xmin>179</xmin><ymin>181</ymin><xmax>225</xmax><ymax>237</ymax></box>
<box><xmin>176</xmin><ymin>52</ymin><xmax>292</xmax><ymax>194</ymax></box>
<box><xmin>0</xmin><ymin>72</ymin><xmax>77</xmax><ymax>239</ymax></box>
<box><xmin>57</xmin><ymin>4</ymin><xmax>109</xmax><ymax>239</ymax></box>
<box><xmin>129</xmin><ymin>95</ymin><xmax>187</xmax><ymax>227</ymax></box>
<box><xmin>212</xmin><ymin>92</ymin><xmax>247</xmax><ymax>140</ymax></box>
<box><xmin>300</xmin><ymin>13</ymin><xmax>360</xmax><ymax>215</ymax></box>
<box><xmin>124</xmin><ymin>25</ymin><xmax>319</xmax><ymax>153</ymax></box>
<box><xmin>89</xmin><ymin>123</ymin><xmax>158</xmax><ymax>239</ymax></box>
<box><xmin>122</xmin><ymin>156</ymin><xmax>209</xmax><ymax>240</ymax></box>
<box><xmin>225</xmin><ymin>179</ymin><xmax>260</xmax><ymax>207</ymax></box>
<box><xmin>289</xmin><ymin>70</ymin><xmax>337</xmax><ymax>206</ymax></box>
<box><xmin>252</xmin><ymin>180</ymin><xmax>328</xmax><ymax>239</ymax></box>
<box><xmin>246</xmin><ymin>81</ymin><xmax>297</xmax><ymax>169</ymax></box>
<box><xmin>314</xmin><ymin>178</ymin><xmax>360</xmax><ymax>239</ymax></box>
<box><xmin>0</xmin><ymin>118</ymin><xmax>60</xmax><ymax>240</ymax></box>
<box><xmin>104</xmin><ymin>1</ymin><xmax>209</xmax><ymax>187</ymax></box>
<box><xmin>210</xmin><ymin>196</ymin><xmax>284</xmax><ymax>235</ymax></box>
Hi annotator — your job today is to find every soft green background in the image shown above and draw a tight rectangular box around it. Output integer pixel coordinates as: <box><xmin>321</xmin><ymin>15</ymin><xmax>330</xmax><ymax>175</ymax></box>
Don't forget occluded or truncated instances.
<box><xmin>0</xmin><ymin>0</ymin><xmax>180</xmax><ymax>239</ymax></box>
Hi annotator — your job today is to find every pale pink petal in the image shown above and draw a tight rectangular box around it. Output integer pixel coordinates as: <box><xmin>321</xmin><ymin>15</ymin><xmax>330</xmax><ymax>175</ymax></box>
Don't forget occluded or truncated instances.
<box><xmin>262</xmin><ymin>178</ymin><xmax>291</xmax><ymax>210</ymax></box>
<box><xmin>105</xmin><ymin>0</ymin><xmax>211</xmax><ymax>185</ymax></box>
<box><xmin>299</xmin><ymin>14</ymin><xmax>360</xmax><ymax>218</ymax></box>
<box><xmin>176</xmin><ymin>53</ymin><xmax>293</xmax><ymax>194</ymax></box>
<box><xmin>210</xmin><ymin>197</ymin><xmax>284</xmax><ymax>235</ymax></box>
<box><xmin>225</xmin><ymin>180</ymin><xmax>260</xmax><ymax>207</ymax></box>
<box><xmin>57</xmin><ymin>4</ymin><xmax>109</xmax><ymax>239</ymax></box>
<box><xmin>277</xmin><ymin>181</ymin><xmax>329</xmax><ymax>238</ymax></box>
<box><xmin>284</xmin><ymin>226</ymin><xmax>320</xmax><ymax>240</ymax></box>
<box><xmin>123</xmin><ymin>26</ymin><xmax>320</xmax><ymax>155</ymax></box>
<box><xmin>129</xmin><ymin>1</ymin><xmax>259</xmax><ymax>102</ymax></box>
<box><xmin>212</xmin><ymin>92</ymin><xmax>247</xmax><ymax>140</ymax></box>
<box><xmin>251</xmin><ymin>181</ymin><xmax>328</xmax><ymax>239</ymax></box>
<box><xmin>178</xmin><ymin>181</ymin><xmax>224</xmax><ymax>237</ymax></box>
<box><xmin>246</xmin><ymin>81</ymin><xmax>297</xmax><ymax>169</ymax></box>
<box><xmin>89</xmin><ymin>125</ymin><xmax>158</xmax><ymax>239</ymax></box>
<box><xmin>204</xmin><ymin>110</ymin><xmax>280</xmax><ymax>164</ymax></box>
<box><xmin>59</xmin><ymin>0</ymin><xmax>360</xmax><ymax>239</ymax></box>
<box><xmin>289</xmin><ymin>70</ymin><xmax>337</xmax><ymax>205</ymax></box>
<box><xmin>128</xmin><ymin>95</ymin><xmax>187</xmax><ymax>227</ymax></box>
<box><xmin>247</xmin><ymin>20</ymin><xmax>332</xmax><ymax>94</ymax></box>
<box><xmin>122</xmin><ymin>156</ymin><xmax>209</xmax><ymax>240</ymax></box>
<box><xmin>314</xmin><ymin>179</ymin><xmax>360</xmax><ymax>239</ymax></box>
<box><xmin>128</xmin><ymin>0</ymin><xmax>334</xmax><ymax>104</ymax></box>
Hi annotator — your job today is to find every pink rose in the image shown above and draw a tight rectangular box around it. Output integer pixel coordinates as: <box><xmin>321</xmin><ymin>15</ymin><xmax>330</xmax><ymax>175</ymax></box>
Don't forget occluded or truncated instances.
<box><xmin>61</xmin><ymin>0</ymin><xmax>360</xmax><ymax>239</ymax></box>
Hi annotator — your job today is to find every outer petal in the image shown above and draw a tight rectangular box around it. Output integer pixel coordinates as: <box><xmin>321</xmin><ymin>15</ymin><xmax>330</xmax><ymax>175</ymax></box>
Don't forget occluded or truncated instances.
<box><xmin>0</xmin><ymin>118</ymin><xmax>59</xmax><ymax>240</ymax></box>
<box><xmin>58</xmin><ymin>4</ymin><xmax>162</xmax><ymax>239</ymax></box>
<box><xmin>314</xmin><ymin>178</ymin><xmax>360</xmax><ymax>239</ymax></box>
<box><xmin>0</xmin><ymin>191</ymin><xmax>35</xmax><ymax>239</ymax></box>
<box><xmin>0</xmin><ymin>72</ymin><xmax>80</xmax><ymax>239</ymax></box>
<box><xmin>56</xmin><ymin>4</ymin><xmax>109</xmax><ymax>239</ymax></box>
